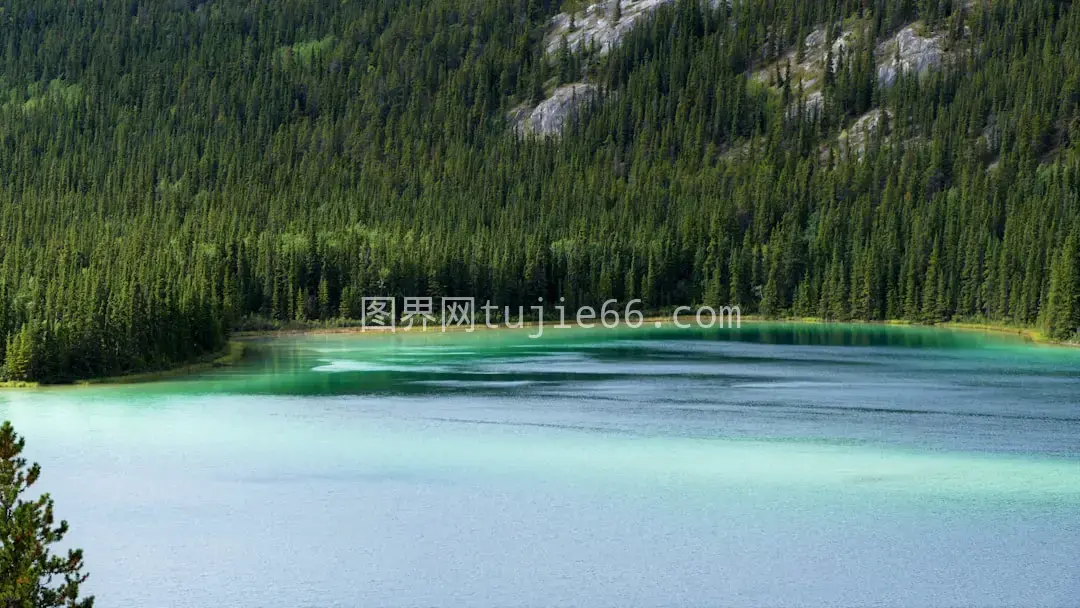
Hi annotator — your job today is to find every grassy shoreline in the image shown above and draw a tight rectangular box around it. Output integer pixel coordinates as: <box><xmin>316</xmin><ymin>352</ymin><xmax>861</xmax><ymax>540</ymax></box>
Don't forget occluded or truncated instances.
<box><xmin>0</xmin><ymin>380</ymin><xmax>40</xmax><ymax>389</ymax></box>
<box><xmin>935</xmin><ymin>321</ymin><xmax>1065</xmax><ymax>345</ymax></box>
<box><xmin>769</xmin><ymin>317</ymin><xmax>1077</xmax><ymax>347</ymax></box>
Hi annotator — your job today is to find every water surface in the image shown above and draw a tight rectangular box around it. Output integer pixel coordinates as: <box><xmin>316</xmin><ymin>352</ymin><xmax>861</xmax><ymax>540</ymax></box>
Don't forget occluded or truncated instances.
<box><xmin>2</xmin><ymin>323</ymin><xmax>1079</xmax><ymax>606</ymax></box>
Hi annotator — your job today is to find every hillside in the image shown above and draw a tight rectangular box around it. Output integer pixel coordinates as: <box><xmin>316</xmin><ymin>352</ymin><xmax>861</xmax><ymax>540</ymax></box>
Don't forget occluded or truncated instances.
<box><xmin>1</xmin><ymin>0</ymin><xmax>1079</xmax><ymax>382</ymax></box>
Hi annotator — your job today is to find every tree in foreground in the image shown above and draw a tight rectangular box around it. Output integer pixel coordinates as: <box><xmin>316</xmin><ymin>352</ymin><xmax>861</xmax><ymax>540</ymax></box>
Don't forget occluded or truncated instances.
<box><xmin>0</xmin><ymin>421</ymin><xmax>93</xmax><ymax>608</ymax></box>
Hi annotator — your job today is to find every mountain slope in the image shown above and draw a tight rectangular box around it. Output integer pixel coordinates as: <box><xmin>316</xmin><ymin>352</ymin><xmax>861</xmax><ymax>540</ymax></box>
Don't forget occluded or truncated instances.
<box><xmin>1</xmin><ymin>0</ymin><xmax>1079</xmax><ymax>382</ymax></box>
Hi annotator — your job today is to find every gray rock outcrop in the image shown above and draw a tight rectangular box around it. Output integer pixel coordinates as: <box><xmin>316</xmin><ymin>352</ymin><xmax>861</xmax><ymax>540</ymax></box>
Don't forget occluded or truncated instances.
<box><xmin>836</xmin><ymin>109</ymin><xmax>891</xmax><ymax>158</ymax></box>
<box><xmin>876</xmin><ymin>25</ymin><xmax>944</xmax><ymax>87</ymax></box>
<box><xmin>545</xmin><ymin>0</ymin><xmax>678</xmax><ymax>56</ymax></box>
<box><xmin>512</xmin><ymin>83</ymin><xmax>599</xmax><ymax>137</ymax></box>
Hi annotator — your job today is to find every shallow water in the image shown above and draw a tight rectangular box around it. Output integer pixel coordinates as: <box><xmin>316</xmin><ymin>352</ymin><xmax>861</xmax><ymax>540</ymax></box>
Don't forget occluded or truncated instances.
<box><xmin>2</xmin><ymin>323</ymin><xmax>1079</xmax><ymax>606</ymax></box>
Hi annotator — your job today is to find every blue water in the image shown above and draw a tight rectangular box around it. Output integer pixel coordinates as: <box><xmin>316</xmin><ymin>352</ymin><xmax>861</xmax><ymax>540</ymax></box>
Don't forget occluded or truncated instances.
<box><xmin>2</xmin><ymin>323</ymin><xmax>1078</xmax><ymax>606</ymax></box>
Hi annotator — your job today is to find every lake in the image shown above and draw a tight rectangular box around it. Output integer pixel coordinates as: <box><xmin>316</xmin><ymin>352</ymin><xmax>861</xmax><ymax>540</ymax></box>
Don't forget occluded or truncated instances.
<box><xmin>2</xmin><ymin>323</ymin><xmax>1079</xmax><ymax>607</ymax></box>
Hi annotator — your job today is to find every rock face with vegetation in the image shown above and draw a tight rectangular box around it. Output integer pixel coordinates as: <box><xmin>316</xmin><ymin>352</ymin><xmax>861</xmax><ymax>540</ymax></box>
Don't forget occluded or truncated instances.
<box><xmin>875</xmin><ymin>24</ymin><xmax>945</xmax><ymax>86</ymax></box>
<box><xmin>755</xmin><ymin>27</ymin><xmax>853</xmax><ymax>88</ymax></box>
<box><xmin>513</xmin><ymin>83</ymin><xmax>599</xmax><ymax>136</ymax></box>
<box><xmin>520</xmin><ymin>0</ymin><xmax>682</xmax><ymax>137</ymax></box>
<box><xmin>545</xmin><ymin>0</ymin><xmax>678</xmax><ymax>55</ymax></box>
<box><xmin>835</xmin><ymin>108</ymin><xmax>892</xmax><ymax>158</ymax></box>
<box><xmin>754</xmin><ymin>18</ymin><xmax>948</xmax><ymax>157</ymax></box>
<box><xmin>758</xmin><ymin>20</ymin><xmax>947</xmax><ymax>109</ymax></box>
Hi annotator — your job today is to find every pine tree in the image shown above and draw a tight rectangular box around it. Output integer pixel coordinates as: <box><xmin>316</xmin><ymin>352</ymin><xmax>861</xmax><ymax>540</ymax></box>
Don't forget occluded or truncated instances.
<box><xmin>318</xmin><ymin>276</ymin><xmax>332</xmax><ymax>320</ymax></box>
<box><xmin>294</xmin><ymin>288</ymin><xmax>308</xmax><ymax>323</ymax></box>
<box><xmin>922</xmin><ymin>241</ymin><xmax>947</xmax><ymax>323</ymax></box>
<box><xmin>4</xmin><ymin>325</ymin><xmax>35</xmax><ymax>383</ymax></box>
<box><xmin>0</xmin><ymin>421</ymin><xmax>94</xmax><ymax>607</ymax></box>
<box><xmin>1042</xmin><ymin>233</ymin><xmax>1080</xmax><ymax>340</ymax></box>
<box><xmin>556</xmin><ymin>33</ymin><xmax>581</xmax><ymax>85</ymax></box>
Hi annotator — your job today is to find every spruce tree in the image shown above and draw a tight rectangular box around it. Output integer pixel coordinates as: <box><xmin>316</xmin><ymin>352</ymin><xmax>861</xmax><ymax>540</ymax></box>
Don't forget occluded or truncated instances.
<box><xmin>1042</xmin><ymin>233</ymin><xmax>1080</xmax><ymax>340</ymax></box>
<box><xmin>0</xmin><ymin>421</ymin><xmax>93</xmax><ymax>607</ymax></box>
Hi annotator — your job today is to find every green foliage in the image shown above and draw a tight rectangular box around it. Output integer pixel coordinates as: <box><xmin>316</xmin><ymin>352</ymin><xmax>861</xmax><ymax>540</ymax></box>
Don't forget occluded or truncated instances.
<box><xmin>3</xmin><ymin>79</ymin><xmax>83</xmax><ymax>114</ymax></box>
<box><xmin>278</xmin><ymin>35</ymin><xmax>337</xmax><ymax>69</ymax></box>
<box><xmin>0</xmin><ymin>422</ymin><xmax>93</xmax><ymax>607</ymax></box>
<box><xmin>0</xmin><ymin>0</ymin><xmax>1079</xmax><ymax>383</ymax></box>
<box><xmin>3</xmin><ymin>324</ymin><xmax>35</xmax><ymax>382</ymax></box>
<box><xmin>1041</xmin><ymin>232</ymin><xmax>1080</xmax><ymax>341</ymax></box>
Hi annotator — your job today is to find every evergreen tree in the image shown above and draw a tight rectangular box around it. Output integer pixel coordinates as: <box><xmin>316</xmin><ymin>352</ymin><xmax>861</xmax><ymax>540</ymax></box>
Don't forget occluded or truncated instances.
<box><xmin>1042</xmin><ymin>233</ymin><xmax>1080</xmax><ymax>340</ymax></box>
<box><xmin>0</xmin><ymin>421</ymin><xmax>93</xmax><ymax>607</ymax></box>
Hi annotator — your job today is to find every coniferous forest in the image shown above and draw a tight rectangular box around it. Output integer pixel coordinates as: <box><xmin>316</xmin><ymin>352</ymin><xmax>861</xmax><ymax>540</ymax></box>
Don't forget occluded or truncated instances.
<box><xmin>1</xmin><ymin>0</ymin><xmax>1079</xmax><ymax>382</ymax></box>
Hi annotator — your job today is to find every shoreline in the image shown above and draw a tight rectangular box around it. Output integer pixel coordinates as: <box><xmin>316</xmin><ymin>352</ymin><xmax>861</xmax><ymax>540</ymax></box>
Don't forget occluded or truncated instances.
<box><xmin>76</xmin><ymin>341</ymin><xmax>248</xmax><ymax>385</ymax></box>
<box><xmin>0</xmin><ymin>341</ymin><xmax>246</xmax><ymax>389</ymax></box>
<box><xmin>234</xmin><ymin>314</ymin><xmax>1070</xmax><ymax>346</ymax></box>
<box><xmin>936</xmin><ymin>321</ymin><xmax>1058</xmax><ymax>346</ymax></box>
<box><xmin>4</xmin><ymin>316</ymin><xmax>1074</xmax><ymax>388</ymax></box>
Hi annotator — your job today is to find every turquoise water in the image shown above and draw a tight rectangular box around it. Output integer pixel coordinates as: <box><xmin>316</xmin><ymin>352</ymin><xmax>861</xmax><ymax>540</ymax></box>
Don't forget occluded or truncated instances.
<box><xmin>2</xmin><ymin>323</ymin><xmax>1079</xmax><ymax>606</ymax></box>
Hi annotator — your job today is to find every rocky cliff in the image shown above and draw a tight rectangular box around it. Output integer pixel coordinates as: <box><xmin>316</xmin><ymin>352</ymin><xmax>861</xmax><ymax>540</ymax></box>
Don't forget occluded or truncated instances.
<box><xmin>511</xmin><ymin>83</ymin><xmax>599</xmax><ymax>137</ymax></box>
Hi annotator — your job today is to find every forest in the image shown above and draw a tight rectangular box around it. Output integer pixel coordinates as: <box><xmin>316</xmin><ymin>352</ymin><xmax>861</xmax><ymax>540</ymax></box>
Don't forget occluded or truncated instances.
<box><xmin>1</xmin><ymin>0</ymin><xmax>1079</xmax><ymax>382</ymax></box>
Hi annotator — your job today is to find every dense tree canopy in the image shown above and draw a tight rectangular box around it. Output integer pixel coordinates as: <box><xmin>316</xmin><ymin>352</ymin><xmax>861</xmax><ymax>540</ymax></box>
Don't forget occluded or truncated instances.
<box><xmin>0</xmin><ymin>0</ymin><xmax>1078</xmax><ymax>382</ymax></box>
